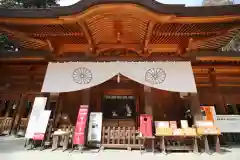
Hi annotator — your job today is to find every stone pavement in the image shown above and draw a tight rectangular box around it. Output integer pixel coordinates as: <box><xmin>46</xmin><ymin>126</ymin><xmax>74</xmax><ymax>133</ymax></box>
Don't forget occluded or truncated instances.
<box><xmin>0</xmin><ymin>136</ymin><xmax>239</xmax><ymax>160</ymax></box>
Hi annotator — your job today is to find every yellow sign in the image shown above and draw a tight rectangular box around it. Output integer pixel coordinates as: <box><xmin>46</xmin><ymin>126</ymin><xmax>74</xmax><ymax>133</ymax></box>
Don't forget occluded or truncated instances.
<box><xmin>197</xmin><ymin>127</ymin><xmax>221</xmax><ymax>135</ymax></box>
<box><xmin>156</xmin><ymin>128</ymin><xmax>173</xmax><ymax>136</ymax></box>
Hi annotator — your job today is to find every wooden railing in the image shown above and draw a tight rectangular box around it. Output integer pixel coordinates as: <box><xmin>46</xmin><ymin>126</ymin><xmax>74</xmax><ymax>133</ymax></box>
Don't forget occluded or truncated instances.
<box><xmin>0</xmin><ymin>117</ymin><xmax>13</xmax><ymax>135</ymax></box>
<box><xmin>16</xmin><ymin>118</ymin><xmax>28</xmax><ymax>136</ymax></box>
<box><xmin>101</xmin><ymin>126</ymin><xmax>142</xmax><ymax>150</ymax></box>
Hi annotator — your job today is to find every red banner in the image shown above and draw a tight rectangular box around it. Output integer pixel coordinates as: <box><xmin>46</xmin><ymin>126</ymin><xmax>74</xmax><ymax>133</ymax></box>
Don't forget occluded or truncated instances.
<box><xmin>73</xmin><ymin>105</ymin><xmax>89</xmax><ymax>145</ymax></box>
<box><xmin>140</xmin><ymin>114</ymin><xmax>152</xmax><ymax>136</ymax></box>
<box><xmin>33</xmin><ymin>133</ymin><xmax>44</xmax><ymax>140</ymax></box>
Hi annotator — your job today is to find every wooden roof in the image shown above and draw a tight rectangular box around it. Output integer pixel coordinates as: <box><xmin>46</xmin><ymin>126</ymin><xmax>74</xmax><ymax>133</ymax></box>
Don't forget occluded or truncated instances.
<box><xmin>0</xmin><ymin>0</ymin><xmax>240</xmax><ymax>62</ymax></box>
<box><xmin>1</xmin><ymin>0</ymin><xmax>240</xmax><ymax>18</ymax></box>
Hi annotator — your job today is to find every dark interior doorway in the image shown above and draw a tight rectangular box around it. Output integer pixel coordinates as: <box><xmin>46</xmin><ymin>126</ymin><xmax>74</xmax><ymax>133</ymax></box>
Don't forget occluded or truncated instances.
<box><xmin>102</xmin><ymin>95</ymin><xmax>136</xmax><ymax>119</ymax></box>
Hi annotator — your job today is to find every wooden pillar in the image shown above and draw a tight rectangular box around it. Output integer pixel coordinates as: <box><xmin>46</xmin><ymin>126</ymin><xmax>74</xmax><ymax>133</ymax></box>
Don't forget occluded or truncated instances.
<box><xmin>50</xmin><ymin>93</ymin><xmax>60</xmax><ymax>125</ymax></box>
<box><xmin>53</xmin><ymin>94</ymin><xmax>64</xmax><ymax>128</ymax></box>
<box><xmin>189</xmin><ymin>93</ymin><xmax>202</xmax><ymax>124</ymax></box>
<box><xmin>96</xmin><ymin>89</ymin><xmax>101</xmax><ymax>112</ymax></box>
<box><xmin>44</xmin><ymin>93</ymin><xmax>51</xmax><ymax>110</ymax></box>
<box><xmin>82</xmin><ymin>89</ymin><xmax>90</xmax><ymax>105</ymax></box>
<box><xmin>0</xmin><ymin>98</ymin><xmax>6</xmax><ymax>115</ymax></box>
<box><xmin>144</xmin><ymin>86</ymin><xmax>153</xmax><ymax>115</ymax></box>
<box><xmin>4</xmin><ymin>100</ymin><xmax>14</xmax><ymax>118</ymax></box>
<box><xmin>11</xmin><ymin>94</ymin><xmax>27</xmax><ymax>134</ymax></box>
<box><xmin>209</xmin><ymin>68</ymin><xmax>226</xmax><ymax>114</ymax></box>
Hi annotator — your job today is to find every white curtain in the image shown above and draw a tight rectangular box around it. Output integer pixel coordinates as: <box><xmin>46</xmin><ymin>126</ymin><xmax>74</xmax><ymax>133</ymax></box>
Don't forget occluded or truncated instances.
<box><xmin>41</xmin><ymin>62</ymin><xmax>118</xmax><ymax>93</ymax></box>
<box><xmin>119</xmin><ymin>62</ymin><xmax>197</xmax><ymax>93</ymax></box>
<box><xmin>41</xmin><ymin>62</ymin><xmax>197</xmax><ymax>93</ymax></box>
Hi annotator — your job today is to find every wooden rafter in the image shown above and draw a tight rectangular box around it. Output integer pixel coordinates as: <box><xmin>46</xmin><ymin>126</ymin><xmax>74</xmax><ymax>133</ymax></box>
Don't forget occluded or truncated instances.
<box><xmin>46</xmin><ymin>40</ymin><xmax>54</xmax><ymax>52</ymax></box>
<box><xmin>138</xmin><ymin>21</ymin><xmax>156</xmax><ymax>57</ymax></box>
<box><xmin>0</xmin><ymin>26</ymin><xmax>51</xmax><ymax>50</ymax></box>
<box><xmin>77</xmin><ymin>21</ymin><xmax>95</xmax><ymax>56</ymax></box>
<box><xmin>113</xmin><ymin>16</ymin><xmax>122</xmax><ymax>43</ymax></box>
<box><xmin>190</xmin><ymin>28</ymin><xmax>240</xmax><ymax>49</ymax></box>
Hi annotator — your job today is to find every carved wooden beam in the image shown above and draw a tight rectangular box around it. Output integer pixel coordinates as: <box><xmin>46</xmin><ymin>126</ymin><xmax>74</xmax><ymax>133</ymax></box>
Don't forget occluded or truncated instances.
<box><xmin>77</xmin><ymin>21</ymin><xmax>95</xmax><ymax>56</ymax></box>
<box><xmin>58</xmin><ymin>44</ymin><xmax>89</xmax><ymax>54</ymax></box>
<box><xmin>148</xmin><ymin>44</ymin><xmax>179</xmax><ymax>53</ymax></box>
<box><xmin>113</xmin><ymin>16</ymin><xmax>123</xmax><ymax>43</ymax></box>
<box><xmin>138</xmin><ymin>21</ymin><xmax>156</xmax><ymax>57</ymax></box>
<box><xmin>190</xmin><ymin>28</ymin><xmax>240</xmax><ymax>50</ymax></box>
<box><xmin>57</xmin><ymin>43</ymin><xmax>179</xmax><ymax>55</ymax></box>
<box><xmin>46</xmin><ymin>39</ymin><xmax>54</xmax><ymax>52</ymax></box>
<box><xmin>0</xmin><ymin>26</ymin><xmax>51</xmax><ymax>51</ymax></box>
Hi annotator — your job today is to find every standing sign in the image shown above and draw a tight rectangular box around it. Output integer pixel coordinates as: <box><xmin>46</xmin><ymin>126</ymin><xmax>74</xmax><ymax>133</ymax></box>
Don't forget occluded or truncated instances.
<box><xmin>140</xmin><ymin>114</ymin><xmax>152</xmax><ymax>136</ymax></box>
<box><xmin>87</xmin><ymin>112</ymin><xmax>103</xmax><ymax>147</ymax></box>
<box><xmin>25</xmin><ymin>97</ymin><xmax>47</xmax><ymax>139</ymax></box>
<box><xmin>200</xmin><ymin>106</ymin><xmax>217</xmax><ymax>122</ymax></box>
<box><xmin>180</xmin><ymin>120</ymin><xmax>189</xmax><ymax>129</ymax></box>
<box><xmin>33</xmin><ymin>110</ymin><xmax>51</xmax><ymax>140</ymax></box>
<box><xmin>73</xmin><ymin>105</ymin><xmax>89</xmax><ymax>145</ymax></box>
<box><xmin>170</xmin><ymin>121</ymin><xmax>177</xmax><ymax>129</ymax></box>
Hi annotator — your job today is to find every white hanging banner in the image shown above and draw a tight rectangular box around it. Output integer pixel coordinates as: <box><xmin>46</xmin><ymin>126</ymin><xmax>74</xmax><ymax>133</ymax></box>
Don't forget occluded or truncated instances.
<box><xmin>25</xmin><ymin>97</ymin><xmax>47</xmax><ymax>139</ymax></box>
<box><xmin>33</xmin><ymin>110</ymin><xmax>51</xmax><ymax>140</ymax></box>
<box><xmin>34</xmin><ymin>110</ymin><xmax>51</xmax><ymax>134</ymax></box>
<box><xmin>41</xmin><ymin>62</ymin><xmax>197</xmax><ymax>93</ymax></box>
<box><xmin>120</xmin><ymin>62</ymin><xmax>197</xmax><ymax>93</ymax></box>
<box><xmin>41</xmin><ymin>62</ymin><xmax>118</xmax><ymax>93</ymax></box>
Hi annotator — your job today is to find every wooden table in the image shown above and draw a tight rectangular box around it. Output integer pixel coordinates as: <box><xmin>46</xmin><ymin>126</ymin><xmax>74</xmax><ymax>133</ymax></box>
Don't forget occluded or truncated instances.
<box><xmin>202</xmin><ymin>135</ymin><xmax>221</xmax><ymax>154</ymax></box>
<box><xmin>155</xmin><ymin>135</ymin><xmax>199</xmax><ymax>154</ymax></box>
<box><xmin>52</xmin><ymin>132</ymin><xmax>70</xmax><ymax>152</ymax></box>
<box><xmin>136</xmin><ymin>136</ymin><xmax>155</xmax><ymax>155</ymax></box>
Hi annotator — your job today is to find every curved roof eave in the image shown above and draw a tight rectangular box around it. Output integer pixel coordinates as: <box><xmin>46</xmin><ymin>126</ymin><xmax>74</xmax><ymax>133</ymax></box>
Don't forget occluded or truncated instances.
<box><xmin>0</xmin><ymin>0</ymin><xmax>240</xmax><ymax>18</ymax></box>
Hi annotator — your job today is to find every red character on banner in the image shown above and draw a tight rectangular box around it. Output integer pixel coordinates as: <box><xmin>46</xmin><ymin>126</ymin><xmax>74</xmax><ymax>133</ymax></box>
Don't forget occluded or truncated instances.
<box><xmin>140</xmin><ymin>114</ymin><xmax>153</xmax><ymax>136</ymax></box>
<box><xmin>73</xmin><ymin>105</ymin><xmax>89</xmax><ymax>145</ymax></box>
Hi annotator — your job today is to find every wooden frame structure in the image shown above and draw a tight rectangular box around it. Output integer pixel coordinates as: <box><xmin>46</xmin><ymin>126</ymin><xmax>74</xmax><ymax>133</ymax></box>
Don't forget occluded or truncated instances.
<box><xmin>0</xmin><ymin>0</ymin><xmax>240</xmax><ymax>150</ymax></box>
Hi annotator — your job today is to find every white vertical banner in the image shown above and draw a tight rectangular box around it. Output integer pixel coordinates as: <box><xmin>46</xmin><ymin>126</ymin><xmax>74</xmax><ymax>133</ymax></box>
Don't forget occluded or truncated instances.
<box><xmin>25</xmin><ymin>97</ymin><xmax>47</xmax><ymax>139</ymax></box>
<box><xmin>87</xmin><ymin>112</ymin><xmax>103</xmax><ymax>146</ymax></box>
<box><xmin>34</xmin><ymin>110</ymin><xmax>51</xmax><ymax>134</ymax></box>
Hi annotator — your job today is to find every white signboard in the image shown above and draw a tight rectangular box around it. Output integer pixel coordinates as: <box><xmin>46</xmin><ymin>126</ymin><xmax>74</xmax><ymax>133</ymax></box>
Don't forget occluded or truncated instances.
<box><xmin>215</xmin><ymin>115</ymin><xmax>240</xmax><ymax>133</ymax></box>
<box><xmin>25</xmin><ymin>97</ymin><xmax>47</xmax><ymax>138</ymax></box>
<box><xmin>155</xmin><ymin>121</ymin><xmax>170</xmax><ymax>128</ymax></box>
<box><xmin>196</xmin><ymin>120</ymin><xmax>214</xmax><ymax>128</ymax></box>
<box><xmin>181</xmin><ymin>120</ymin><xmax>189</xmax><ymax>129</ymax></box>
<box><xmin>87</xmin><ymin>112</ymin><xmax>102</xmax><ymax>147</ymax></box>
<box><xmin>34</xmin><ymin>110</ymin><xmax>51</xmax><ymax>134</ymax></box>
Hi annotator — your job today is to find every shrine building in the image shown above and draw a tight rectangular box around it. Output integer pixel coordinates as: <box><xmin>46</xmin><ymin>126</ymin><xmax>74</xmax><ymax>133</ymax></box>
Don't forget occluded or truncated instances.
<box><xmin>0</xmin><ymin>0</ymin><xmax>240</xmax><ymax>147</ymax></box>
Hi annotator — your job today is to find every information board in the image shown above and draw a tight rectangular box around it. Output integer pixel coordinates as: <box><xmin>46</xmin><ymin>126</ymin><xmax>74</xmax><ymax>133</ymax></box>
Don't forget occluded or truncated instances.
<box><xmin>215</xmin><ymin>115</ymin><xmax>240</xmax><ymax>133</ymax></box>
<box><xmin>25</xmin><ymin>97</ymin><xmax>47</xmax><ymax>138</ymax></box>
<box><xmin>87</xmin><ymin>112</ymin><xmax>103</xmax><ymax>147</ymax></box>
<box><xmin>73</xmin><ymin>105</ymin><xmax>89</xmax><ymax>145</ymax></box>
<box><xmin>33</xmin><ymin>110</ymin><xmax>51</xmax><ymax>140</ymax></box>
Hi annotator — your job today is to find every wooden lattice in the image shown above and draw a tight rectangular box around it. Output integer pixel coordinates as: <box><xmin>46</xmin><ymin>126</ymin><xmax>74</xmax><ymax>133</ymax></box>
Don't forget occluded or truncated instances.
<box><xmin>0</xmin><ymin>117</ymin><xmax>13</xmax><ymax>135</ymax></box>
<box><xmin>101</xmin><ymin>126</ymin><xmax>142</xmax><ymax>149</ymax></box>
